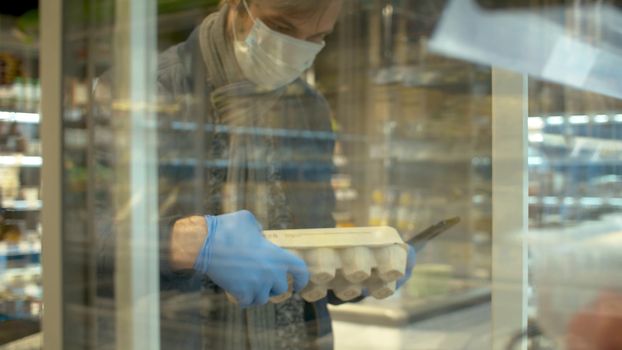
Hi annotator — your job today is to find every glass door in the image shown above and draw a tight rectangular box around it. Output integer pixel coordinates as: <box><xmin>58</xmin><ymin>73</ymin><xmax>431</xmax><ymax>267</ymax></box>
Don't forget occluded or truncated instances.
<box><xmin>42</xmin><ymin>1</ymin><xmax>496</xmax><ymax>349</ymax></box>
<box><xmin>43</xmin><ymin>0</ymin><xmax>163</xmax><ymax>348</ymax></box>
<box><xmin>430</xmin><ymin>1</ymin><xmax>622</xmax><ymax>349</ymax></box>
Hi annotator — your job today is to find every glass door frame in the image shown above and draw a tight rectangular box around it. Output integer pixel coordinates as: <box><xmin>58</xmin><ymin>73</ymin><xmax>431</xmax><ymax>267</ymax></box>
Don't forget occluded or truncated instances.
<box><xmin>42</xmin><ymin>0</ymin><xmax>161</xmax><ymax>348</ymax></box>
<box><xmin>491</xmin><ymin>68</ymin><xmax>529</xmax><ymax>350</ymax></box>
<box><xmin>41</xmin><ymin>0</ymin><xmax>63</xmax><ymax>347</ymax></box>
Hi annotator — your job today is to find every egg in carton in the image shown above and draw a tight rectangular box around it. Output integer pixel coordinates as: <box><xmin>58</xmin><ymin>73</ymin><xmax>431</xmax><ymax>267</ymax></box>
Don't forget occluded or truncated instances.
<box><xmin>264</xmin><ymin>226</ymin><xmax>408</xmax><ymax>303</ymax></box>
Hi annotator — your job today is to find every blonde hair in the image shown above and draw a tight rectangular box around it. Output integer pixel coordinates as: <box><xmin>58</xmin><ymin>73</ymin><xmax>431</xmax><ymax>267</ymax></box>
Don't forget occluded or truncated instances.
<box><xmin>222</xmin><ymin>0</ymin><xmax>335</xmax><ymax>18</ymax></box>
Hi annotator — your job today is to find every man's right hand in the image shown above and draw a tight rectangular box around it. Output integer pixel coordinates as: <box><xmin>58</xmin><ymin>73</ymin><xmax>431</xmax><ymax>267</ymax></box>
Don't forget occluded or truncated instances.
<box><xmin>193</xmin><ymin>210</ymin><xmax>310</xmax><ymax>308</ymax></box>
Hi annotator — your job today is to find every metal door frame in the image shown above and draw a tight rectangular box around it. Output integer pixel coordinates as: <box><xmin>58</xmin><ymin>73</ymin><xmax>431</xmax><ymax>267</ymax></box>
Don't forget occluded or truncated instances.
<box><xmin>42</xmin><ymin>0</ymin><xmax>161</xmax><ymax>348</ymax></box>
<box><xmin>491</xmin><ymin>68</ymin><xmax>529</xmax><ymax>350</ymax></box>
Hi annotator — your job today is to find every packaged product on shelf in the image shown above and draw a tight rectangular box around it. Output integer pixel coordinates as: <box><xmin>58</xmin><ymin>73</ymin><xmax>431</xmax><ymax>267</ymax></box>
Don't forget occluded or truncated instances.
<box><xmin>0</xmin><ymin>121</ymin><xmax>7</xmax><ymax>151</ymax></box>
<box><xmin>12</xmin><ymin>78</ymin><xmax>25</xmax><ymax>111</ymax></box>
<box><xmin>407</xmin><ymin>191</ymin><xmax>429</xmax><ymax>232</ymax></box>
<box><xmin>396</xmin><ymin>192</ymin><xmax>414</xmax><ymax>232</ymax></box>
<box><xmin>368</xmin><ymin>189</ymin><xmax>389</xmax><ymax>226</ymax></box>
<box><xmin>0</xmin><ymin>53</ymin><xmax>22</xmax><ymax>89</ymax></box>
<box><xmin>33</xmin><ymin>79</ymin><xmax>41</xmax><ymax>113</ymax></box>
<box><xmin>6</xmin><ymin>122</ymin><xmax>26</xmax><ymax>153</ymax></box>
<box><xmin>21</xmin><ymin>188</ymin><xmax>37</xmax><ymax>204</ymax></box>
<box><xmin>333</xmin><ymin>211</ymin><xmax>355</xmax><ymax>228</ymax></box>
<box><xmin>71</xmin><ymin>80</ymin><xmax>89</xmax><ymax>108</ymax></box>
<box><xmin>332</xmin><ymin>141</ymin><xmax>347</xmax><ymax>167</ymax></box>
<box><xmin>0</xmin><ymin>220</ymin><xmax>23</xmax><ymax>244</ymax></box>
<box><xmin>385</xmin><ymin>189</ymin><xmax>399</xmax><ymax>226</ymax></box>
<box><xmin>0</xmin><ymin>85</ymin><xmax>12</xmax><ymax>110</ymax></box>
<box><xmin>0</xmin><ymin>210</ymin><xmax>4</xmax><ymax>243</ymax></box>
<box><xmin>23</xmin><ymin>78</ymin><xmax>37</xmax><ymax>113</ymax></box>
<box><xmin>26</xmin><ymin>140</ymin><xmax>40</xmax><ymax>156</ymax></box>
<box><xmin>0</xmin><ymin>167</ymin><xmax>20</xmax><ymax>203</ymax></box>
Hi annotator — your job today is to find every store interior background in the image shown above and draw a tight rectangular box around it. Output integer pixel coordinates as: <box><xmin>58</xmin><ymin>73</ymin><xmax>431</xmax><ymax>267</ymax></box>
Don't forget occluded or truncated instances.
<box><xmin>1</xmin><ymin>0</ymin><xmax>622</xmax><ymax>349</ymax></box>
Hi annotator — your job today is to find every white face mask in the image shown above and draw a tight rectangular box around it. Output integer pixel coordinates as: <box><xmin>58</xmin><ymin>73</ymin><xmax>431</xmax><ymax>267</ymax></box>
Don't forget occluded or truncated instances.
<box><xmin>233</xmin><ymin>0</ymin><xmax>325</xmax><ymax>89</ymax></box>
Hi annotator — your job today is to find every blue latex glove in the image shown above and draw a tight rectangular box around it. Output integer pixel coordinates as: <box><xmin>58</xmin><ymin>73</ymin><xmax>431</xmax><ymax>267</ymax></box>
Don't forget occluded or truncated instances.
<box><xmin>396</xmin><ymin>245</ymin><xmax>417</xmax><ymax>290</ymax></box>
<box><xmin>194</xmin><ymin>210</ymin><xmax>310</xmax><ymax>308</ymax></box>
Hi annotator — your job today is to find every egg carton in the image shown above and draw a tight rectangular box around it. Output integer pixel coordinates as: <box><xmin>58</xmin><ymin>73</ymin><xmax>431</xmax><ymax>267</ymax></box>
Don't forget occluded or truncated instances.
<box><xmin>265</xmin><ymin>226</ymin><xmax>408</xmax><ymax>303</ymax></box>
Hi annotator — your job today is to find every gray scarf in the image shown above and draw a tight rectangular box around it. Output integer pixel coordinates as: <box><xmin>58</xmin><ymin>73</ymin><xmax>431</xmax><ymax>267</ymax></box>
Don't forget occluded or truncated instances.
<box><xmin>198</xmin><ymin>6</ymin><xmax>314</xmax><ymax>350</ymax></box>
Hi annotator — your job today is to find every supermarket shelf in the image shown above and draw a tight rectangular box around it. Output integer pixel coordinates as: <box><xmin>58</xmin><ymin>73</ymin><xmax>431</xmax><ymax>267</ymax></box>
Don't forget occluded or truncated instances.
<box><xmin>528</xmin><ymin>131</ymin><xmax>622</xmax><ymax>165</ymax></box>
<box><xmin>369</xmin><ymin>149</ymin><xmax>478</xmax><ymax>163</ymax></box>
<box><xmin>529</xmin><ymin>196</ymin><xmax>622</xmax><ymax>208</ymax></box>
<box><xmin>529</xmin><ymin>156</ymin><xmax>622</xmax><ymax>167</ymax></box>
<box><xmin>528</xmin><ymin>133</ymin><xmax>564</xmax><ymax>146</ymax></box>
<box><xmin>168</xmin><ymin>121</ymin><xmax>365</xmax><ymax>142</ymax></box>
<box><xmin>0</xmin><ymin>33</ymin><xmax>39</xmax><ymax>54</ymax></box>
<box><xmin>369</xmin><ymin>155</ymin><xmax>476</xmax><ymax>164</ymax></box>
<box><xmin>161</xmin><ymin>159</ymin><xmax>334</xmax><ymax>171</ymax></box>
<box><xmin>0</xmin><ymin>266</ymin><xmax>41</xmax><ymax>281</ymax></box>
<box><xmin>2</xmin><ymin>200</ymin><xmax>41</xmax><ymax>211</ymax></box>
<box><xmin>333</xmin><ymin>155</ymin><xmax>348</xmax><ymax>167</ymax></box>
<box><xmin>0</xmin><ymin>112</ymin><xmax>40</xmax><ymax>124</ymax></box>
<box><xmin>0</xmin><ymin>156</ymin><xmax>41</xmax><ymax>168</ymax></box>
<box><xmin>372</xmin><ymin>65</ymin><xmax>490</xmax><ymax>90</ymax></box>
<box><xmin>0</xmin><ymin>112</ymin><xmax>365</xmax><ymax>144</ymax></box>
<box><xmin>329</xmin><ymin>287</ymin><xmax>491</xmax><ymax>327</ymax></box>
<box><xmin>529</xmin><ymin>113</ymin><xmax>622</xmax><ymax>129</ymax></box>
<box><xmin>0</xmin><ymin>331</ymin><xmax>42</xmax><ymax>350</ymax></box>
<box><xmin>0</xmin><ymin>109</ymin><xmax>85</xmax><ymax>125</ymax></box>
<box><xmin>369</xmin><ymin>142</ymin><xmax>489</xmax><ymax>164</ymax></box>
<box><xmin>529</xmin><ymin>132</ymin><xmax>622</xmax><ymax>152</ymax></box>
<box><xmin>335</xmin><ymin>188</ymin><xmax>358</xmax><ymax>201</ymax></box>
<box><xmin>0</xmin><ymin>241</ymin><xmax>41</xmax><ymax>258</ymax></box>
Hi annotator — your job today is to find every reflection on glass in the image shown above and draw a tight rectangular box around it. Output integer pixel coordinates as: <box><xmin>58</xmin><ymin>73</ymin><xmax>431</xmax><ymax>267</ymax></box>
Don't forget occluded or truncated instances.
<box><xmin>59</xmin><ymin>0</ymin><xmax>492</xmax><ymax>349</ymax></box>
<box><xmin>423</xmin><ymin>0</ymin><xmax>622</xmax><ymax>348</ymax></box>
<box><xmin>430</xmin><ymin>0</ymin><xmax>622</xmax><ymax>99</ymax></box>
<box><xmin>527</xmin><ymin>80</ymin><xmax>622</xmax><ymax>349</ymax></box>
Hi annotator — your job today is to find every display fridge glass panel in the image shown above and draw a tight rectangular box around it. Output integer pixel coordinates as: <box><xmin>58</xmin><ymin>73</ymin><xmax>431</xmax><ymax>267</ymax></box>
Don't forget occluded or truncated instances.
<box><xmin>0</xmin><ymin>1</ymin><xmax>42</xmax><ymax>347</ymax></box>
<box><xmin>50</xmin><ymin>1</ymin><xmax>495</xmax><ymax>349</ymax></box>
<box><xmin>42</xmin><ymin>0</ymin><xmax>621</xmax><ymax>350</ymax></box>
<box><xmin>429</xmin><ymin>0</ymin><xmax>622</xmax><ymax>349</ymax></box>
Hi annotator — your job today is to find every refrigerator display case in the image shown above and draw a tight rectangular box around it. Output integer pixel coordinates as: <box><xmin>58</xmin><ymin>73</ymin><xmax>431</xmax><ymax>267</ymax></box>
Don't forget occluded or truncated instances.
<box><xmin>316</xmin><ymin>0</ymin><xmax>492</xmax><ymax>327</ymax></box>
<box><xmin>0</xmin><ymin>4</ymin><xmax>43</xmax><ymax>346</ymax></box>
<box><xmin>32</xmin><ymin>0</ymin><xmax>622</xmax><ymax>349</ymax></box>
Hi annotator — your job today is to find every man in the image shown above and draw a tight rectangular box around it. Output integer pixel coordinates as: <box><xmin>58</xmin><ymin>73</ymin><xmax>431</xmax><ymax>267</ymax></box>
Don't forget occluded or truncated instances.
<box><xmin>96</xmin><ymin>1</ymin><xmax>416</xmax><ymax>348</ymax></box>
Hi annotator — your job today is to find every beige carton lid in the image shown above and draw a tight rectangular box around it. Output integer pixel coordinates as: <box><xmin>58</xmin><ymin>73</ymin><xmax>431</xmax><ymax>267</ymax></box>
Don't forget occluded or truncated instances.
<box><xmin>264</xmin><ymin>226</ymin><xmax>407</xmax><ymax>250</ymax></box>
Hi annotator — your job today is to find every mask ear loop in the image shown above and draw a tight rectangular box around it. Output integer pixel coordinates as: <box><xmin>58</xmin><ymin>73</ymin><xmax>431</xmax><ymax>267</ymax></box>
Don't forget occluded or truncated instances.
<box><xmin>241</xmin><ymin>0</ymin><xmax>257</xmax><ymax>23</ymax></box>
<box><xmin>233</xmin><ymin>0</ymin><xmax>256</xmax><ymax>43</ymax></box>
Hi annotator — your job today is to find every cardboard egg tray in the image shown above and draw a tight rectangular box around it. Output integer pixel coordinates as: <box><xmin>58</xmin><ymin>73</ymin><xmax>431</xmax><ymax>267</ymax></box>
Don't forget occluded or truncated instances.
<box><xmin>265</xmin><ymin>226</ymin><xmax>408</xmax><ymax>303</ymax></box>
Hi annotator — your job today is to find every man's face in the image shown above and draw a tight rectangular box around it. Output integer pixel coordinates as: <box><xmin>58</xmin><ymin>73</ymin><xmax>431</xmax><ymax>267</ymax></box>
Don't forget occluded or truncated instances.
<box><xmin>234</xmin><ymin>0</ymin><xmax>344</xmax><ymax>43</ymax></box>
